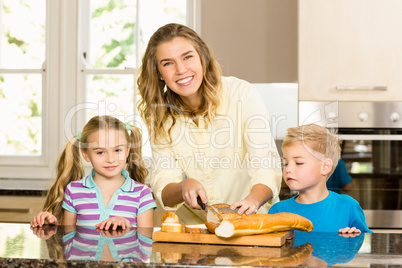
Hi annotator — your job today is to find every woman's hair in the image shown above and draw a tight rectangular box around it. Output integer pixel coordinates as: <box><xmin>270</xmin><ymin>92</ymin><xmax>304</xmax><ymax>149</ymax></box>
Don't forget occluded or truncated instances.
<box><xmin>137</xmin><ymin>23</ymin><xmax>222</xmax><ymax>144</ymax></box>
<box><xmin>282</xmin><ymin>123</ymin><xmax>341</xmax><ymax>175</ymax></box>
<box><xmin>42</xmin><ymin>115</ymin><xmax>148</xmax><ymax>222</ymax></box>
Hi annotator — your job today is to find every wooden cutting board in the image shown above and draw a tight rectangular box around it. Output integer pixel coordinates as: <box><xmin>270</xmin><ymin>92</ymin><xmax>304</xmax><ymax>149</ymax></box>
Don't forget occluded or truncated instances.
<box><xmin>152</xmin><ymin>230</ymin><xmax>294</xmax><ymax>247</ymax></box>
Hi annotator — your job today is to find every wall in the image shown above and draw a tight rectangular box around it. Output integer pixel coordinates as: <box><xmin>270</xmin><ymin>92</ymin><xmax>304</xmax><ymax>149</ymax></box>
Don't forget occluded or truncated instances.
<box><xmin>200</xmin><ymin>0</ymin><xmax>297</xmax><ymax>83</ymax></box>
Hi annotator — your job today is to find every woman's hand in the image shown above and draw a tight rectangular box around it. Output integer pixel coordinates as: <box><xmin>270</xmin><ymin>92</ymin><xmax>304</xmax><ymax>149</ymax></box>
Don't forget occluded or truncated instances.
<box><xmin>95</xmin><ymin>216</ymin><xmax>133</xmax><ymax>231</ymax></box>
<box><xmin>181</xmin><ymin>178</ymin><xmax>207</xmax><ymax>210</ymax></box>
<box><xmin>162</xmin><ymin>179</ymin><xmax>207</xmax><ymax>210</ymax></box>
<box><xmin>230</xmin><ymin>199</ymin><xmax>259</xmax><ymax>216</ymax></box>
<box><xmin>30</xmin><ymin>211</ymin><xmax>59</xmax><ymax>227</ymax></box>
<box><xmin>231</xmin><ymin>184</ymin><xmax>273</xmax><ymax>215</ymax></box>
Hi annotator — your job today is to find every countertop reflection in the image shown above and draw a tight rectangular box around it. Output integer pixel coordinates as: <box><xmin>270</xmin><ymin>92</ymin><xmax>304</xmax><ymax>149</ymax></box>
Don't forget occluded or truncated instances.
<box><xmin>0</xmin><ymin>223</ymin><xmax>401</xmax><ymax>267</ymax></box>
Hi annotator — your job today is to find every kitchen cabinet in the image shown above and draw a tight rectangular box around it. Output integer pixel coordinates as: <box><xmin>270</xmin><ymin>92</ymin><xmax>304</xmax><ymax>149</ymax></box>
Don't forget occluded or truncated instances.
<box><xmin>298</xmin><ymin>0</ymin><xmax>402</xmax><ymax>101</ymax></box>
<box><xmin>0</xmin><ymin>196</ymin><xmax>45</xmax><ymax>223</ymax></box>
<box><xmin>200</xmin><ymin>0</ymin><xmax>297</xmax><ymax>83</ymax></box>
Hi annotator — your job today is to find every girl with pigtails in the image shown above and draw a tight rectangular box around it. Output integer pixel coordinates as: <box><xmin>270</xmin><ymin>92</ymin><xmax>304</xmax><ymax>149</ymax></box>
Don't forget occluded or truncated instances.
<box><xmin>30</xmin><ymin>115</ymin><xmax>156</xmax><ymax>230</ymax></box>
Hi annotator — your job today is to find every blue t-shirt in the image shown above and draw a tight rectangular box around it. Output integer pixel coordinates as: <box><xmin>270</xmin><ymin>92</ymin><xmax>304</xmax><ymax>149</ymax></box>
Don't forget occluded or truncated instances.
<box><xmin>268</xmin><ymin>191</ymin><xmax>372</xmax><ymax>233</ymax></box>
<box><xmin>327</xmin><ymin>159</ymin><xmax>352</xmax><ymax>193</ymax></box>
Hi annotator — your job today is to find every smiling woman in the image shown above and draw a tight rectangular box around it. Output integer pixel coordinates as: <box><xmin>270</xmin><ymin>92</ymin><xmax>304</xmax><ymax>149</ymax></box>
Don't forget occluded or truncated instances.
<box><xmin>137</xmin><ymin>23</ymin><xmax>282</xmax><ymax>224</ymax></box>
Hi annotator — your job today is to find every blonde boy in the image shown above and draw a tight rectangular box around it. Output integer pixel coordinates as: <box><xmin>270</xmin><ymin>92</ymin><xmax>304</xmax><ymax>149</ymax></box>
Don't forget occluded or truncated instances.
<box><xmin>268</xmin><ymin>124</ymin><xmax>371</xmax><ymax>233</ymax></box>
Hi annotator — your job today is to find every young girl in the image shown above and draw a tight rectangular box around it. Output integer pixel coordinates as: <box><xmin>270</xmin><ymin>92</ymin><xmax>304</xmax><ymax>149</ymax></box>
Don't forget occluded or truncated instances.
<box><xmin>31</xmin><ymin>115</ymin><xmax>156</xmax><ymax>230</ymax></box>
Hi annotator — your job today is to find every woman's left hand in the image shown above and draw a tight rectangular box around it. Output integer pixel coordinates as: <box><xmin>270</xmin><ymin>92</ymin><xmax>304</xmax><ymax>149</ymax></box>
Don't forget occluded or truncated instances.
<box><xmin>230</xmin><ymin>199</ymin><xmax>259</xmax><ymax>216</ymax></box>
<box><xmin>96</xmin><ymin>217</ymin><xmax>133</xmax><ymax>231</ymax></box>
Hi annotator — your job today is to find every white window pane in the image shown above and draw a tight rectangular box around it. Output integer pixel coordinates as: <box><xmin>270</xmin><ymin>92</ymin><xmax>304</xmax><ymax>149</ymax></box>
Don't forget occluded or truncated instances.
<box><xmin>86</xmin><ymin>74</ymin><xmax>135</xmax><ymax>120</ymax></box>
<box><xmin>0</xmin><ymin>0</ymin><xmax>46</xmax><ymax>68</ymax></box>
<box><xmin>140</xmin><ymin>0</ymin><xmax>187</xmax><ymax>50</ymax></box>
<box><xmin>0</xmin><ymin>74</ymin><xmax>42</xmax><ymax>155</ymax></box>
<box><xmin>87</xmin><ymin>0</ymin><xmax>187</xmax><ymax>69</ymax></box>
<box><xmin>89</xmin><ymin>0</ymin><xmax>137</xmax><ymax>69</ymax></box>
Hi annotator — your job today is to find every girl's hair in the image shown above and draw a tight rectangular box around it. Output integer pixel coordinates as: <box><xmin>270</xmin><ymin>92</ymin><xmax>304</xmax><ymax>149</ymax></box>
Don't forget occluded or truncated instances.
<box><xmin>42</xmin><ymin>115</ymin><xmax>148</xmax><ymax>222</ymax></box>
<box><xmin>137</xmin><ymin>23</ymin><xmax>222</xmax><ymax>144</ymax></box>
<box><xmin>282</xmin><ymin>123</ymin><xmax>341</xmax><ymax>176</ymax></box>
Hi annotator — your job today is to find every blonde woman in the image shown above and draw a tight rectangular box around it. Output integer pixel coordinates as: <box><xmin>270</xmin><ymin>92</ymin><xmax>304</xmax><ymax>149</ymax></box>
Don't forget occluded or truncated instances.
<box><xmin>137</xmin><ymin>23</ymin><xmax>282</xmax><ymax>223</ymax></box>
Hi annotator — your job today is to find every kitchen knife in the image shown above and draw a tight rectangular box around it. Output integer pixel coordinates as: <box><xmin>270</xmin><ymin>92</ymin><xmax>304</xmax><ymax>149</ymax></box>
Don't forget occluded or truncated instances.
<box><xmin>197</xmin><ymin>196</ymin><xmax>206</xmax><ymax>210</ymax></box>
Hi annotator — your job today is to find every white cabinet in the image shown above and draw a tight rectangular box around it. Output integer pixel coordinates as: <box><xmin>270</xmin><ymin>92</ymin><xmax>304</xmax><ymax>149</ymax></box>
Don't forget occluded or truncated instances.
<box><xmin>298</xmin><ymin>0</ymin><xmax>402</xmax><ymax>101</ymax></box>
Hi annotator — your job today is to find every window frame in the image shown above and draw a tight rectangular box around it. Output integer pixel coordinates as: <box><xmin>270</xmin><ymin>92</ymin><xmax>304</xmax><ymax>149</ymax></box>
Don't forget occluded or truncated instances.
<box><xmin>0</xmin><ymin>0</ymin><xmax>199</xmax><ymax>183</ymax></box>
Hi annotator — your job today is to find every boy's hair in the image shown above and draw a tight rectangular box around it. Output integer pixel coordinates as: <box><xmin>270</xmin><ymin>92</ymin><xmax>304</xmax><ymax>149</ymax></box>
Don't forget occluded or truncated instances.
<box><xmin>282</xmin><ymin>123</ymin><xmax>341</xmax><ymax>176</ymax></box>
<box><xmin>42</xmin><ymin>115</ymin><xmax>148</xmax><ymax>222</ymax></box>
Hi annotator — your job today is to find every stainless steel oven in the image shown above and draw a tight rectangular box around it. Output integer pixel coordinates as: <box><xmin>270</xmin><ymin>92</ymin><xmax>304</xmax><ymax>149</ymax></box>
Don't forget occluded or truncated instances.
<box><xmin>298</xmin><ymin>101</ymin><xmax>402</xmax><ymax>229</ymax></box>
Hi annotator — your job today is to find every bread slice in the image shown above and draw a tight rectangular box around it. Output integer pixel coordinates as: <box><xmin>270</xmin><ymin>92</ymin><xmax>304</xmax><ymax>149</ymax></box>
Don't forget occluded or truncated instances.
<box><xmin>161</xmin><ymin>222</ymin><xmax>183</xmax><ymax>233</ymax></box>
<box><xmin>161</xmin><ymin>211</ymin><xmax>180</xmax><ymax>224</ymax></box>
<box><xmin>184</xmin><ymin>224</ymin><xmax>210</xmax><ymax>234</ymax></box>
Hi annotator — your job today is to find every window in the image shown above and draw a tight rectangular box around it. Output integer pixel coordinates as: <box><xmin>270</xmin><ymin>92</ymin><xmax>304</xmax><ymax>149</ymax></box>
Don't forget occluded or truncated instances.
<box><xmin>0</xmin><ymin>0</ymin><xmax>199</xmax><ymax>181</ymax></box>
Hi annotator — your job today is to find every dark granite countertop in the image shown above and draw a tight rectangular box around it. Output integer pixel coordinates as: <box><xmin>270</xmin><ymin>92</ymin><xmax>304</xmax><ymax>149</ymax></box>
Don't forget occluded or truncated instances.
<box><xmin>0</xmin><ymin>223</ymin><xmax>401</xmax><ymax>267</ymax></box>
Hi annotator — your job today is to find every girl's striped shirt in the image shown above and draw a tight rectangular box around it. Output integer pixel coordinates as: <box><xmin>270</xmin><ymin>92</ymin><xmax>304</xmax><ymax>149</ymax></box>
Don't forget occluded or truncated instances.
<box><xmin>62</xmin><ymin>169</ymin><xmax>156</xmax><ymax>226</ymax></box>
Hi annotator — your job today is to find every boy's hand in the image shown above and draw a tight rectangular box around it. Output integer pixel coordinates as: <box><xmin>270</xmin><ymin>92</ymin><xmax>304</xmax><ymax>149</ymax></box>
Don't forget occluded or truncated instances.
<box><xmin>95</xmin><ymin>216</ymin><xmax>133</xmax><ymax>231</ymax></box>
<box><xmin>31</xmin><ymin>211</ymin><xmax>59</xmax><ymax>227</ymax></box>
<box><xmin>339</xmin><ymin>227</ymin><xmax>362</xmax><ymax>235</ymax></box>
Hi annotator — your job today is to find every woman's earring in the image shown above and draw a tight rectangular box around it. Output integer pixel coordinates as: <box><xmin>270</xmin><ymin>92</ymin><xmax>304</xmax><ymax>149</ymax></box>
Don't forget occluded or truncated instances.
<box><xmin>160</xmin><ymin>77</ymin><xmax>164</xmax><ymax>81</ymax></box>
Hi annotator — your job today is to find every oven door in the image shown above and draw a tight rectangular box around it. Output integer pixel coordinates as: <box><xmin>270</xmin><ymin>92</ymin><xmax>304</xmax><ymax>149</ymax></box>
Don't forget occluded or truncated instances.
<box><xmin>339</xmin><ymin>128</ymin><xmax>402</xmax><ymax>229</ymax></box>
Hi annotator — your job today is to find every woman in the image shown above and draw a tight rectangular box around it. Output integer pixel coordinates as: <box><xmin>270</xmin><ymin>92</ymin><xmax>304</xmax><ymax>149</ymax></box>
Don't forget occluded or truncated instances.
<box><xmin>137</xmin><ymin>23</ymin><xmax>282</xmax><ymax>223</ymax></box>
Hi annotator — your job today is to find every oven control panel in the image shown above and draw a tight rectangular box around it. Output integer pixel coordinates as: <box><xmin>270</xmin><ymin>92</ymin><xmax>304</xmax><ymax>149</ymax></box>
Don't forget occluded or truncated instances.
<box><xmin>299</xmin><ymin>101</ymin><xmax>402</xmax><ymax>128</ymax></box>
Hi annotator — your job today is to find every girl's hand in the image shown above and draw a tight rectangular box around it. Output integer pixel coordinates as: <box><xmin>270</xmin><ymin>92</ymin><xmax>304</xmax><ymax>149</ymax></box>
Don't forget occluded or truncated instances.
<box><xmin>339</xmin><ymin>227</ymin><xmax>362</xmax><ymax>235</ymax></box>
<box><xmin>30</xmin><ymin>211</ymin><xmax>59</xmax><ymax>227</ymax></box>
<box><xmin>98</xmin><ymin>228</ymin><xmax>128</xmax><ymax>238</ymax></box>
<box><xmin>95</xmin><ymin>217</ymin><xmax>133</xmax><ymax>231</ymax></box>
<box><xmin>230</xmin><ymin>199</ymin><xmax>259</xmax><ymax>216</ymax></box>
<box><xmin>181</xmin><ymin>178</ymin><xmax>207</xmax><ymax>210</ymax></box>
<box><xmin>30</xmin><ymin>225</ymin><xmax>58</xmax><ymax>240</ymax></box>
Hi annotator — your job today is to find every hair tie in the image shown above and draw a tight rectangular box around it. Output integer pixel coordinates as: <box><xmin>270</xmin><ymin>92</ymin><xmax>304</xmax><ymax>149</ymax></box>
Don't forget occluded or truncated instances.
<box><xmin>125</xmin><ymin>123</ymin><xmax>131</xmax><ymax>132</ymax></box>
<box><xmin>77</xmin><ymin>131</ymin><xmax>82</xmax><ymax>141</ymax></box>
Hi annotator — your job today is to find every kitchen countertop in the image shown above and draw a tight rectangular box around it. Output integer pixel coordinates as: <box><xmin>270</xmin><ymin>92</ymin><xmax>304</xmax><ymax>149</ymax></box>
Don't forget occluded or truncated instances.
<box><xmin>0</xmin><ymin>223</ymin><xmax>401</xmax><ymax>267</ymax></box>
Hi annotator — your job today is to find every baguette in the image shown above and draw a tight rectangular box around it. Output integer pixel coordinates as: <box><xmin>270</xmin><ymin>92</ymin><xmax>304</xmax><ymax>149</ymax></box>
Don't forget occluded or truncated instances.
<box><xmin>205</xmin><ymin>203</ymin><xmax>243</xmax><ymax>233</ymax></box>
<box><xmin>214</xmin><ymin>212</ymin><xmax>313</xmax><ymax>238</ymax></box>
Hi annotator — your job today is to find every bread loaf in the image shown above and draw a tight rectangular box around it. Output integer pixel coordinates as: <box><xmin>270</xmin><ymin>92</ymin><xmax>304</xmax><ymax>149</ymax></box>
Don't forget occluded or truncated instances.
<box><xmin>205</xmin><ymin>203</ymin><xmax>243</xmax><ymax>233</ymax></box>
<box><xmin>214</xmin><ymin>212</ymin><xmax>313</xmax><ymax>238</ymax></box>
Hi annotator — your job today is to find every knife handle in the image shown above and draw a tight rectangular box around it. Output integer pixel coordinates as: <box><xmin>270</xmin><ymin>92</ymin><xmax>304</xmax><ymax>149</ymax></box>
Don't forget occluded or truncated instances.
<box><xmin>197</xmin><ymin>196</ymin><xmax>206</xmax><ymax>210</ymax></box>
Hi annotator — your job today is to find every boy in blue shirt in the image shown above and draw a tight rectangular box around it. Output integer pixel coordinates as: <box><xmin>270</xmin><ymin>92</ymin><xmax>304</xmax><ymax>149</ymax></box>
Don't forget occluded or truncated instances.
<box><xmin>269</xmin><ymin>124</ymin><xmax>371</xmax><ymax>233</ymax></box>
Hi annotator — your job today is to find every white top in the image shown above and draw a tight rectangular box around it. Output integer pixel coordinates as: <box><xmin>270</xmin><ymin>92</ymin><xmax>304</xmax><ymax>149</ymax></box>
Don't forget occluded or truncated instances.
<box><xmin>150</xmin><ymin>76</ymin><xmax>282</xmax><ymax>223</ymax></box>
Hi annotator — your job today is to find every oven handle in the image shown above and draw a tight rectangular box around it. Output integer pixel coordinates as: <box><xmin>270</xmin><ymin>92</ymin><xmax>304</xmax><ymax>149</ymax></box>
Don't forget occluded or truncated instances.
<box><xmin>339</xmin><ymin>134</ymin><xmax>402</xmax><ymax>141</ymax></box>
